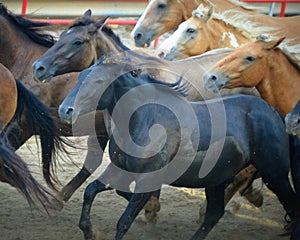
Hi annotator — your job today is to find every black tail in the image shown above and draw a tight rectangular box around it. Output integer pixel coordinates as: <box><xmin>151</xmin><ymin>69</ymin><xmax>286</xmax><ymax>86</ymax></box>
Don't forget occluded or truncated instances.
<box><xmin>13</xmin><ymin>80</ymin><xmax>73</xmax><ymax>190</ymax></box>
<box><xmin>0</xmin><ymin>137</ymin><xmax>53</xmax><ymax>210</ymax></box>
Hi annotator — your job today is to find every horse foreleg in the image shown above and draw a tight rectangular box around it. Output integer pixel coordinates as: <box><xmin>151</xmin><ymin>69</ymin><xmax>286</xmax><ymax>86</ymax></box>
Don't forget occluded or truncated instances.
<box><xmin>60</xmin><ymin>134</ymin><xmax>108</xmax><ymax>202</ymax></box>
<box><xmin>115</xmin><ymin>191</ymin><xmax>155</xmax><ymax>240</ymax></box>
<box><xmin>116</xmin><ymin>189</ymin><xmax>161</xmax><ymax>223</ymax></box>
<box><xmin>192</xmin><ymin>184</ymin><xmax>225</xmax><ymax>240</ymax></box>
<box><xmin>79</xmin><ymin>179</ymin><xmax>113</xmax><ymax>240</ymax></box>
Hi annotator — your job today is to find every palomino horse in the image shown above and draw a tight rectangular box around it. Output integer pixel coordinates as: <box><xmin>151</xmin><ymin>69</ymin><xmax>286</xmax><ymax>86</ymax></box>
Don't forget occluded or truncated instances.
<box><xmin>58</xmin><ymin>51</ymin><xmax>300</xmax><ymax>239</ymax></box>
<box><xmin>164</xmin><ymin>4</ymin><xmax>300</xmax><ymax>60</ymax></box>
<box><xmin>0</xmin><ymin>3</ymin><xmax>109</xmax><ymax>202</ymax></box>
<box><xmin>32</xmin><ymin>9</ymin><xmax>264</xmax><ymax>211</ymax></box>
<box><xmin>0</xmin><ymin>63</ymin><xmax>17</xmax><ymax>130</ymax></box>
<box><xmin>130</xmin><ymin>0</ymin><xmax>260</xmax><ymax>48</ymax></box>
<box><xmin>204</xmin><ymin>38</ymin><xmax>300</xmax><ymax>238</ymax></box>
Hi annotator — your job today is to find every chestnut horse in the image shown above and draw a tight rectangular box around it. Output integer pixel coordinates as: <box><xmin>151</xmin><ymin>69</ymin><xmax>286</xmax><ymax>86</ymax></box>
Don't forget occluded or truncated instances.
<box><xmin>204</xmin><ymin>38</ymin><xmax>300</xmax><ymax>237</ymax></box>
<box><xmin>0</xmin><ymin>63</ymin><xmax>17</xmax><ymax>130</ymax></box>
<box><xmin>163</xmin><ymin>4</ymin><xmax>300</xmax><ymax>60</ymax></box>
<box><xmin>0</xmin><ymin>3</ymin><xmax>109</xmax><ymax>202</ymax></box>
<box><xmin>130</xmin><ymin>0</ymin><xmax>260</xmax><ymax>48</ymax></box>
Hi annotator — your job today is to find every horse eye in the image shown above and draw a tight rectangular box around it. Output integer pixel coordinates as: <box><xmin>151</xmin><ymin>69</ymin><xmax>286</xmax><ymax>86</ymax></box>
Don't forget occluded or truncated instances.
<box><xmin>186</xmin><ymin>28</ymin><xmax>195</xmax><ymax>34</ymax></box>
<box><xmin>130</xmin><ymin>70</ymin><xmax>140</xmax><ymax>77</ymax></box>
<box><xmin>73</xmin><ymin>40</ymin><xmax>83</xmax><ymax>46</ymax></box>
<box><xmin>157</xmin><ymin>3</ymin><xmax>166</xmax><ymax>9</ymax></box>
<box><xmin>245</xmin><ymin>56</ymin><xmax>255</xmax><ymax>62</ymax></box>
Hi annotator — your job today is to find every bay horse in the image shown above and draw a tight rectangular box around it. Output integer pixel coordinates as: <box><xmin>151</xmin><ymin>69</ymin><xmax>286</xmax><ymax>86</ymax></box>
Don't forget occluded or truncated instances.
<box><xmin>32</xmin><ymin>9</ymin><xmax>264</xmax><ymax>215</ymax></box>
<box><xmin>0</xmin><ymin>3</ymin><xmax>109</xmax><ymax>202</ymax></box>
<box><xmin>58</xmin><ymin>51</ymin><xmax>300</xmax><ymax>239</ymax></box>
<box><xmin>204</xmin><ymin>37</ymin><xmax>300</xmax><ymax>238</ymax></box>
<box><xmin>0</xmin><ymin>63</ymin><xmax>17</xmax><ymax>130</ymax></box>
<box><xmin>163</xmin><ymin>4</ymin><xmax>300</xmax><ymax>60</ymax></box>
<box><xmin>130</xmin><ymin>0</ymin><xmax>259</xmax><ymax>48</ymax></box>
<box><xmin>0</xmin><ymin>64</ymin><xmax>59</xmax><ymax>211</ymax></box>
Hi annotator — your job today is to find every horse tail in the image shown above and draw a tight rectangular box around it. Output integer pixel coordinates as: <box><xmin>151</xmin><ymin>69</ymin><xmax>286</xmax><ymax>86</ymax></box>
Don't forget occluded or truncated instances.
<box><xmin>0</xmin><ymin>137</ymin><xmax>53</xmax><ymax>211</ymax></box>
<box><xmin>14</xmin><ymin>80</ymin><xmax>72</xmax><ymax>191</ymax></box>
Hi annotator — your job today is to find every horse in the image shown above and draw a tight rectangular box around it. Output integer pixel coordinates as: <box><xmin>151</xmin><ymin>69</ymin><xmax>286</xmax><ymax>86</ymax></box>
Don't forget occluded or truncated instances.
<box><xmin>58</xmin><ymin>51</ymin><xmax>300</xmax><ymax>240</ymax></box>
<box><xmin>0</xmin><ymin>64</ymin><xmax>62</xmax><ymax>210</ymax></box>
<box><xmin>0</xmin><ymin>3</ymin><xmax>109</xmax><ymax>202</ymax></box>
<box><xmin>130</xmin><ymin>0</ymin><xmax>260</xmax><ymax>48</ymax></box>
<box><xmin>163</xmin><ymin>4</ymin><xmax>300</xmax><ymax>61</ymax></box>
<box><xmin>286</xmin><ymin>101</ymin><xmax>300</xmax><ymax>135</ymax></box>
<box><xmin>0</xmin><ymin>63</ymin><xmax>17</xmax><ymax>131</ymax></box>
<box><xmin>204</xmin><ymin>37</ymin><xmax>300</xmax><ymax>238</ymax></box>
<box><xmin>32</xmin><ymin>9</ymin><xmax>266</xmax><ymax>215</ymax></box>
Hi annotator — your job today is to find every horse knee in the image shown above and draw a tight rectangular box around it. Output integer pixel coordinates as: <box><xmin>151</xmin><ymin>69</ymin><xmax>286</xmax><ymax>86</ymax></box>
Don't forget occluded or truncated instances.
<box><xmin>83</xmin><ymin>181</ymin><xmax>106</xmax><ymax>201</ymax></box>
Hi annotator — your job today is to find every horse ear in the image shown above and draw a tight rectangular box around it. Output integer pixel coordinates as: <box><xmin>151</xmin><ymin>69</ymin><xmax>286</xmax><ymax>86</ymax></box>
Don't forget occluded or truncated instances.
<box><xmin>83</xmin><ymin>9</ymin><xmax>92</xmax><ymax>17</ymax></box>
<box><xmin>263</xmin><ymin>37</ymin><xmax>285</xmax><ymax>50</ymax></box>
<box><xmin>96</xmin><ymin>16</ymin><xmax>110</xmax><ymax>30</ymax></box>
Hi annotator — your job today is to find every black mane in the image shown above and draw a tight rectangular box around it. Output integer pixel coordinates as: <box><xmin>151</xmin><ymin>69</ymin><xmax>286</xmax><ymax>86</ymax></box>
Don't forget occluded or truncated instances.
<box><xmin>70</xmin><ymin>15</ymin><xmax>130</xmax><ymax>51</ymax></box>
<box><xmin>0</xmin><ymin>3</ymin><xmax>55</xmax><ymax>47</ymax></box>
<box><xmin>141</xmin><ymin>74</ymin><xmax>190</xmax><ymax>97</ymax></box>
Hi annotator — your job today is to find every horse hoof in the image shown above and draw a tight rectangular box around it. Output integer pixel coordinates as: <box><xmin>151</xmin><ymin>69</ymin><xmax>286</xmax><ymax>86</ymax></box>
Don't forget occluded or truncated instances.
<box><xmin>145</xmin><ymin>211</ymin><xmax>158</xmax><ymax>224</ymax></box>
<box><xmin>143</xmin><ymin>196</ymin><xmax>161</xmax><ymax>212</ymax></box>
<box><xmin>243</xmin><ymin>188</ymin><xmax>263</xmax><ymax>208</ymax></box>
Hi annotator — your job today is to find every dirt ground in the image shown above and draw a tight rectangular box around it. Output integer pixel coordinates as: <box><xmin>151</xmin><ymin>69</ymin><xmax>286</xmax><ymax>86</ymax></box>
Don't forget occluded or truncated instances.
<box><xmin>0</xmin><ymin>24</ymin><xmax>293</xmax><ymax>240</ymax></box>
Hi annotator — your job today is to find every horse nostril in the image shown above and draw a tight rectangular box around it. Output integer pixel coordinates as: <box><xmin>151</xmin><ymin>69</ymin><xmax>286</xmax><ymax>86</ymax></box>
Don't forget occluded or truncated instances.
<box><xmin>134</xmin><ymin>32</ymin><xmax>143</xmax><ymax>40</ymax></box>
<box><xmin>293</xmin><ymin>118</ymin><xmax>300</xmax><ymax>127</ymax></box>
<box><xmin>33</xmin><ymin>61</ymin><xmax>46</xmax><ymax>74</ymax></box>
<box><xmin>66</xmin><ymin>107</ymin><xmax>74</xmax><ymax>116</ymax></box>
<box><xmin>211</xmin><ymin>75</ymin><xmax>217</xmax><ymax>81</ymax></box>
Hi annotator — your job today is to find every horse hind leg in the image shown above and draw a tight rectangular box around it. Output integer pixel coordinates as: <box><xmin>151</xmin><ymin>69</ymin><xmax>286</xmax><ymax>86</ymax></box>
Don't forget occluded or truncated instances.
<box><xmin>192</xmin><ymin>183</ymin><xmax>226</xmax><ymax>240</ymax></box>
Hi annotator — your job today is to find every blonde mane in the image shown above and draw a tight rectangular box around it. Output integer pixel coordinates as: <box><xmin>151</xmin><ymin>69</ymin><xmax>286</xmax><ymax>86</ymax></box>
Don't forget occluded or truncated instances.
<box><xmin>207</xmin><ymin>9</ymin><xmax>300</xmax><ymax>67</ymax></box>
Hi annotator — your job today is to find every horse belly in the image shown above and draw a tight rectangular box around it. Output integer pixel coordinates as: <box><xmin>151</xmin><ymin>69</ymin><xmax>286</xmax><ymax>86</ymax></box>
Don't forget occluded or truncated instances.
<box><xmin>171</xmin><ymin>136</ymin><xmax>246</xmax><ymax>188</ymax></box>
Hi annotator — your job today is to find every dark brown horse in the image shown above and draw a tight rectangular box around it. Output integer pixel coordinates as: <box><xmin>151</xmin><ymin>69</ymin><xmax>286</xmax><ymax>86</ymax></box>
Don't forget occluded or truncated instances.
<box><xmin>0</xmin><ymin>3</ymin><xmax>107</xmax><ymax>202</ymax></box>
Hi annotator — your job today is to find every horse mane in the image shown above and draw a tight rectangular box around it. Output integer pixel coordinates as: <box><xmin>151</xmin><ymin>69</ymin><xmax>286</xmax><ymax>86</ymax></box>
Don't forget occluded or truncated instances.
<box><xmin>193</xmin><ymin>6</ymin><xmax>300</xmax><ymax>67</ymax></box>
<box><xmin>142</xmin><ymin>74</ymin><xmax>190</xmax><ymax>97</ymax></box>
<box><xmin>70</xmin><ymin>15</ymin><xmax>130</xmax><ymax>51</ymax></box>
<box><xmin>227</xmin><ymin>0</ymin><xmax>263</xmax><ymax>12</ymax></box>
<box><xmin>0</xmin><ymin>3</ymin><xmax>56</xmax><ymax>47</ymax></box>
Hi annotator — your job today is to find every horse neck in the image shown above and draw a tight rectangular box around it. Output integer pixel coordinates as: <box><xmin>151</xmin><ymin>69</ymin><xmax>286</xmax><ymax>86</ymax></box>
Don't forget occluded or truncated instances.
<box><xmin>256</xmin><ymin>50</ymin><xmax>300</xmax><ymax>116</ymax></box>
<box><xmin>205</xmin><ymin>18</ymin><xmax>250</xmax><ymax>50</ymax></box>
<box><xmin>180</xmin><ymin>0</ymin><xmax>202</xmax><ymax>20</ymax></box>
<box><xmin>0</xmin><ymin>17</ymin><xmax>47</xmax><ymax>81</ymax></box>
<box><xmin>95</xmin><ymin>31</ymin><xmax>125</xmax><ymax>58</ymax></box>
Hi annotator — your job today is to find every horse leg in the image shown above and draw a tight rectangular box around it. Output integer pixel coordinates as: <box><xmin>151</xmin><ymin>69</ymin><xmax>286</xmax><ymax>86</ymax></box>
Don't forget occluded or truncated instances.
<box><xmin>255</xmin><ymin>160</ymin><xmax>299</xmax><ymax>222</ymax></box>
<box><xmin>291</xmin><ymin>217</ymin><xmax>300</xmax><ymax>240</ymax></box>
<box><xmin>115</xmin><ymin>191</ymin><xmax>155</xmax><ymax>240</ymax></box>
<box><xmin>79</xmin><ymin>179</ymin><xmax>113</xmax><ymax>240</ymax></box>
<box><xmin>192</xmin><ymin>184</ymin><xmax>226</xmax><ymax>240</ymax></box>
<box><xmin>116</xmin><ymin>189</ymin><xmax>161</xmax><ymax>223</ymax></box>
<box><xmin>60</xmin><ymin>134</ymin><xmax>108</xmax><ymax>202</ymax></box>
